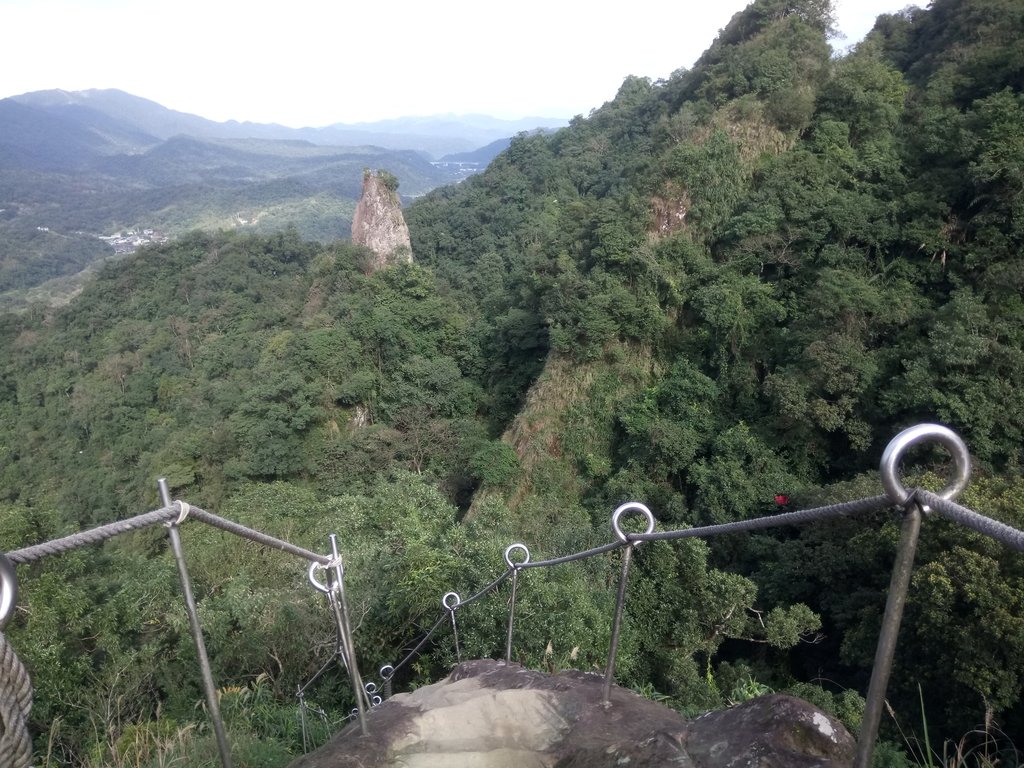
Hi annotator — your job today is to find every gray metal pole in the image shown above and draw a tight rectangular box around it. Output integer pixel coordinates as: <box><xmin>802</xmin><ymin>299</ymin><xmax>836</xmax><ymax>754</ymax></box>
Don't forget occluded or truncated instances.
<box><xmin>505</xmin><ymin>569</ymin><xmax>518</xmax><ymax>663</ymax></box>
<box><xmin>158</xmin><ymin>479</ymin><xmax>233</xmax><ymax>768</ymax></box>
<box><xmin>854</xmin><ymin>503</ymin><xmax>923</xmax><ymax>768</ymax></box>
<box><xmin>326</xmin><ymin>534</ymin><xmax>369</xmax><ymax>736</ymax></box>
<box><xmin>602</xmin><ymin>545</ymin><xmax>634</xmax><ymax>705</ymax></box>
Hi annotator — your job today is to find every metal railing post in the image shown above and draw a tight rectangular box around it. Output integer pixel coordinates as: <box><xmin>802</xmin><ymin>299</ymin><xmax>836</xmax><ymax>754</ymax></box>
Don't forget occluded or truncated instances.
<box><xmin>602</xmin><ymin>543</ymin><xmax>634</xmax><ymax>705</ymax></box>
<box><xmin>854</xmin><ymin>502</ymin><xmax>922</xmax><ymax>768</ymax></box>
<box><xmin>855</xmin><ymin>423</ymin><xmax>973</xmax><ymax>766</ymax></box>
<box><xmin>159</xmin><ymin>479</ymin><xmax>233</xmax><ymax>768</ymax></box>
<box><xmin>325</xmin><ymin>534</ymin><xmax>370</xmax><ymax>736</ymax></box>
<box><xmin>602</xmin><ymin>503</ymin><xmax>655</xmax><ymax>705</ymax></box>
<box><xmin>503</xmin><ymin>544</ymin><xmax>530</xmax><ymax>663</ymax></box>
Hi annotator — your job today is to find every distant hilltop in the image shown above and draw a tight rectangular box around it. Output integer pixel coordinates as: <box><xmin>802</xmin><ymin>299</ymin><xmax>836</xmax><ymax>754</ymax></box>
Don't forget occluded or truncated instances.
<box><xmin>7</xmin><ymin>88</ymin><xmax>569</xmax><ymax>160</ymax></box>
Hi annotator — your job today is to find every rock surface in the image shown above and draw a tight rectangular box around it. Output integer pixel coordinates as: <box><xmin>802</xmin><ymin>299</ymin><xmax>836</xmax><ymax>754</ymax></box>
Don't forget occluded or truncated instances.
<box><xmin>350</xmin><ymin>170</ymin><xmax>412</xmax><ymax>272</ymax></box>
<box><xmin>287</xmin><ymin>659</ymin><xmax>855</xmax><ymax>768</ymax></box>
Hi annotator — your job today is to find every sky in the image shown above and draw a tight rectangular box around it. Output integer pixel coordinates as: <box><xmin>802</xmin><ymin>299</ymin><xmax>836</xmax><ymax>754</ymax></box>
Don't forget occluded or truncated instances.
<box><xmin>0</xmin><ymin>0</ymin><xmax>922</xmax><ymax>128</ymax></box>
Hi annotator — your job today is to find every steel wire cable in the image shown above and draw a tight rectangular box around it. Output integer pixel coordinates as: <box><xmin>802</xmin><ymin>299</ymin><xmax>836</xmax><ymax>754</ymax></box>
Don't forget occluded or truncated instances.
<box><xmin>367</xmin><ymin>571</ymin><xmax>515</xmax><ymax>693</ymax></box>
<box><xmin>187</xmin><ymin>507</ymin><xmax>330</xmax><ymax>564</ymax></box>
<box><xmin>519</xmin><ymin>540</ymin><xmax>623</xmax><ymax>569</ymax></box>
<box><xmin>456</xmin><ymin>569</ymin><xmax>513</xmax><ymax>610</ymax></box>
<box><xmin>8</xmin><ymin>474</ymin><xmax>1024</xmax><ymax>762</ymax></box>
<box><xmin>385</xmin><ymin>612</ymin><xmax>450</xmax><ymax>681</ymax></box>
<box><xmin>631</xmin><ymin>494</ymin><xmax>892</xmax><ymax>543</ymax></box>
<box><xmin>369</xmin><ymin>488</ymin><xmax>1024</xmax><ymax>702</ymax></box>
<box><xmin>374</xmin><ymin>496</ymin><xmax>894</xmax><ymax>679</ymax></box>
<box><xmin>917</xmin><ymin>490</ymin><xmax>1024</xmax><ymax>552</ymax></box>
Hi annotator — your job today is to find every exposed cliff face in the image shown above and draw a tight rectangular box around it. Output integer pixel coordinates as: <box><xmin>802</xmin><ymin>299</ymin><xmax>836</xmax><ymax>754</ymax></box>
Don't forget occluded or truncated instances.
<box><xmin>466</xmin><ymin>342</ymin><xmax>660</xmax><ymax>524</ymax></box>
<box><xmin>351</xmin><ymin>170</ymin><xmax>413</xmax><ymax>272</ymax></box>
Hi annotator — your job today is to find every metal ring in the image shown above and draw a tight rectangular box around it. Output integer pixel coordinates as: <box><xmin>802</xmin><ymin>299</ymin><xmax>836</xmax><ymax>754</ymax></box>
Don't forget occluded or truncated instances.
<box><xmin>364</xmin><ymin>681</ymin><xmax>378</xmax><ymax>695</ymax></box>
<box><xmin>442</xmin><ymin>591</ymin><xmax>461</xmax><ymax>611</ymax></box>
<box><xmin>880</xmin><ymin>424</ymin><xmax>971</xmax><ymax>506</ymax></box>
<box><xmin>504</xmin><ymin>543</ymin><xmax>531</xmax><ymax>569</ymax></box>
<box><xmin>0</xmin><ymin>553</ymin><xmax>16</xmax><ymax>631</ymax></box>
<box><xmin>371</xmin><ymin>695</ymin><xmax>382</xmax><ymax>707</ymax></box>
<box><xmin>611</xmin><ymin>502</ymin><xmax>656</xmax><ymax>543</ymax></box>
<box><xmin>307</xmin><ymin>561</ymin><xmax>331</xmax><ymax>594</ymax></box>
<box><xmin>380</xmin><ymin>664</ymin><xmax>395</xmax><ymax>680</ymax></box>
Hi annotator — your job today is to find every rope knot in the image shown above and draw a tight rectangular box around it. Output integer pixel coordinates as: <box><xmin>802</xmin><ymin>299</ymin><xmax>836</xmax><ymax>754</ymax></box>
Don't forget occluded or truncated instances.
<box><xmin>164</xmin><ymin>500</ymin><xmax>191</xmax><ymax>528</ymax></box>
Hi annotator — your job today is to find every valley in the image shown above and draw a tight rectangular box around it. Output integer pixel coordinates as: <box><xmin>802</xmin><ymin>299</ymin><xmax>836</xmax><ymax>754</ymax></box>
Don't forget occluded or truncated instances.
<box><xmin>0</xmin><ymin>0</ymin><xmax>1022</xmax><ymax>765</ymax></box>
<box><xmin>0</xmin><ymin>93</ymin><xmax>559</xmax><ymax>304</ymax></box>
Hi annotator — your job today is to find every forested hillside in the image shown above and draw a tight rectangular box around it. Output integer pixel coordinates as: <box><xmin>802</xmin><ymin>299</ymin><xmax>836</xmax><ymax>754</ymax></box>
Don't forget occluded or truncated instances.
<box><xmin>1</xmin><ymin>0</ymin><xmax>1022</xmax><ymax>765</ymax></box>
<box><xmin>407</xmin><ymin>0</ymin><xmax>1024</xmax><ymax>747</ymax></box>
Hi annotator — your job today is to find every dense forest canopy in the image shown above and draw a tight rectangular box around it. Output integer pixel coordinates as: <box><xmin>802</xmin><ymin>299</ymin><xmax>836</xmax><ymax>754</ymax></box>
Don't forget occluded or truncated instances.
<box><xmin>1</xmin><ymin>0</ymin><xmax>1022</xmax><ymax>765</ymax></box>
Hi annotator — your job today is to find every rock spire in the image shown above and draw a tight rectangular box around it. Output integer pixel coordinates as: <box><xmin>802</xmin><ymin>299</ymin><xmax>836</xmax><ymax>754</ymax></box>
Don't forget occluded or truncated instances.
<box><xmin>351</xmin><ymin>169</ymin><xmax>412</xmax><ymax>272</ymax></box>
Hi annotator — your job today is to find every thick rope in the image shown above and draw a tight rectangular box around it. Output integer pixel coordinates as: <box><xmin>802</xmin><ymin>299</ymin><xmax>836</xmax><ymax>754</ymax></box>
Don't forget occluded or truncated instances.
<box><xmin>186</xmin><ymin>507</ymin><xmax>329</xmax><ymax>564</ymax></box>
<box><xmin>7</xmin><ymin>503</ymin><xmax>330</xmax><ymax>566</ymax></box>
<box><xmin>7</xmin><ymin>506</ymin><xmax>180</xmax><ymax>564</ymax></box>
<box><xmin>0</xmin><ymin>632</ymin><xmax>32</xmax><ymax>768</ymax></box>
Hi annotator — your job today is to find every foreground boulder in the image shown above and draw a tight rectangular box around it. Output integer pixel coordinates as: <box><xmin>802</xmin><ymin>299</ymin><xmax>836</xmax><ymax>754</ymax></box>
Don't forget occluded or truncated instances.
<box><xmin>287</xmin><ymin>659</ymin><xmax>855</xmax><ymax>767</ymax></box>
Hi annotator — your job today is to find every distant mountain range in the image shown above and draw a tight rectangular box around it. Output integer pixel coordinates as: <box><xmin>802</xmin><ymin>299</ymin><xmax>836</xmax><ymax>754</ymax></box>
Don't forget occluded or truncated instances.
<box><xmin>7</xmin><ymin>89</ymin><xmax>567</xmax><ymax>159</ymax></box>
<box><xmin>0</xmin><ymin>89</ymin><xmax>567</xmax><ymax>303</ymax></box>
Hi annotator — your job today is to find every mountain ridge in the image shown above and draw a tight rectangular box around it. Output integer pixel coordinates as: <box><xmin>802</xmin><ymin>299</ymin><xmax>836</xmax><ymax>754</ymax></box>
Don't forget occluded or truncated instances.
<box><xmin>1</xmin><ymin>1</ymin><xmax>1022</xmax><ymax>763</ymax></box>
<box><xmin>8</xmin><ymin>88</ymin><xmax>568</xmax><ymax>158</ymax></box>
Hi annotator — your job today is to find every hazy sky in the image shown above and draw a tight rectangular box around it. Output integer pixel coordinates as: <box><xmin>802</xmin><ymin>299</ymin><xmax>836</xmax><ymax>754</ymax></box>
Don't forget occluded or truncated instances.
<box><xmin>0</xmin><ymin>0</ymin><xmax>921</xmax><ymax>127</ymax></box>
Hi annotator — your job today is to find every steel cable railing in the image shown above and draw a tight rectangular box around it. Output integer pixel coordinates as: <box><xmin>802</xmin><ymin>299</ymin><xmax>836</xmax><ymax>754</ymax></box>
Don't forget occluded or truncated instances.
<box><xmin>1</xmin><ymin>423</ymin><xmax>1022</xmax><ymax>768</ymax></box>
<box><xmin>362</xmin><ymin>425</ymin><xmax>1019</xmax><ymax>768</ymax></box>
<box><xmin>0</xmin><ymin>481</ymin><xmax>340</xmax><ymax>768</ymax></box>
<box><xmin>6</xmin><ymin>502</ymin><xmax>330</xmax><ymax>566</ymax></box>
